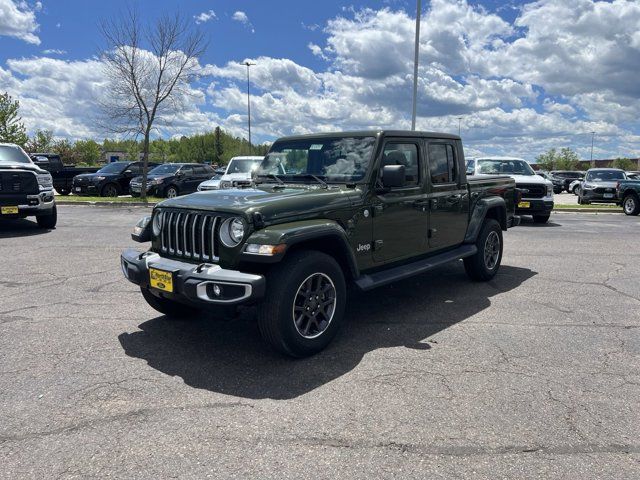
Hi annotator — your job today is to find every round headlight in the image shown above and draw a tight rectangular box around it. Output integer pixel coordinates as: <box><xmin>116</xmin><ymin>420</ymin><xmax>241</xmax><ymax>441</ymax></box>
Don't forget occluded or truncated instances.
<box><xmin>152</xmin><ymin>211</ymin><xmax>163</xmax><ymax>236</ymax></box>
<box><xmin>220</xmin><ymin>217</ymin><xmax>245</xmax><ymax>247</ymax></box>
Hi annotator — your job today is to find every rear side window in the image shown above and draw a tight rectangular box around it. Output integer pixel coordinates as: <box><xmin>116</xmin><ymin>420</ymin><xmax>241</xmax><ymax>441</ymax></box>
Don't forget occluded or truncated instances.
<box><xmin>428</xmin><ymin>143</ymin><xmax>457</xmax><ymax>184</ymax></box>
<box><xmin>181</xmin><ymin>166</ymin><xmax>194</xmax><ymax>176</ymax></box>
<box><xmin>193</xmin><ymin>166</ymin><xmax>207</xmax><ymax>175</ymax></box>
<box><xmin>127</xmin><ymin>163</ymin><xmax>142</xmax><ymax>174</ymax></box>
<box><xmin>381</xmin><ymin>143</ymin><xmax>420</xmax><ymax>186</ymax></box>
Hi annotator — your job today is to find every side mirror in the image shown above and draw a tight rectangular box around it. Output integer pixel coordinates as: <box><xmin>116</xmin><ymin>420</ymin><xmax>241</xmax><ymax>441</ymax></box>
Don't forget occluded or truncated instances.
<box><xmin>381</xmin><ymin>165</ymin><xmax>406</xmax><ymax>189</ymax></box>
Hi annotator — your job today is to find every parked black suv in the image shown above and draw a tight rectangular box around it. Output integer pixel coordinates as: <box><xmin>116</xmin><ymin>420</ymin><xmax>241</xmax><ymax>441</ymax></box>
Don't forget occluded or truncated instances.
<box><xmin>129</xmin><ymin>163</ymin><xmax>216</xmax><ymax>198</ymax></box>
<box><xmin>550</xmin><ymin>170</ymin><xmax>584</xmax><ymax>193</ymax></box>
<box><xmin>72</xmin><ymin>161</ymin><xmax>158</xmax><ymax>197</ymax></box>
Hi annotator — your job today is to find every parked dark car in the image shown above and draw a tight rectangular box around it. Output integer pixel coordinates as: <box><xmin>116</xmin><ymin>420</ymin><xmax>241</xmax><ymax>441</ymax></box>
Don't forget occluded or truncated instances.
<box><xmin>30</xmin><ymin>153</ymin><xmax>99</xmax><ymax>195</ymax></box>
<box><xmin>578</xmin><ymin>168</ymin><xmax>626</xmax><ymax>205</ymax></box>
<box><xmin>550</xmin><ymin>170</ymin><xmax>584</xmax><ymax>193</ymax></box>
<box><xmin>72</xmin><ymin>161</ymin><xmax>158</xmax><ymax>197</ymax></box>
<box><xmin>129</xmin><ymin>163</ymin><xmax>216</xmax><ymax>198</ymax></box>
<box><xmin>616</xmin><ymin>175</ymin><xmax>640</xmax><ymax>215</ymax></box>
<box><xmin>121</xmin><ymin>130</ymin><xmax>520</xmax><ymax>357</ymax></box>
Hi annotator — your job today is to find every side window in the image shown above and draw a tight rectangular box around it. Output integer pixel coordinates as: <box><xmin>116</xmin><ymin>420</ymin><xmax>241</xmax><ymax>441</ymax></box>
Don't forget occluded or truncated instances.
<box><xmin>381</xmin><ymin>143</ymin><xmax>420</xmax><ymax>186</ymax></box>
<box><xmin>428</xmin><ymin>143</ymin><xmax>457</xmax><ymax>184</ymax></box>
<box><xmin>181</xmin><ymin>166</ymin><xmax>194</xmax><ymax>176</ymax></box>
<box><xmin>128</xmin><ymin>163</ymin><xmax>142</xmax><ymax>174</ymax></box>
<box><xmin>193</xmin><ymin>166</ymin><xmax>206</xmax><ymax>175</ymax></box>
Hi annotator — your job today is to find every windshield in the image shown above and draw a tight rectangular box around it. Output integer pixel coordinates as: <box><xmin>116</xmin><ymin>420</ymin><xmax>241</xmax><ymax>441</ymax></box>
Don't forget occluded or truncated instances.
<box><xmin>256</xmin><ymin>136</ymin><xmax>376</xmax><ymax>183</ymax></box>
<box><xmin>586</xmin><ymin>170</ymin><xmax>626</xmax><ymax>182</ymax></box>
<box><xmin>97</xmin><ymin>162</ymin><xmax>128</xmax><ymax>174</ymax></box>
<box><xmin>149</xmin><ymin>164</ymin><xmax>181</xmax><ymax>175</ymax></box>
<box><xmin>477</xmin><ymin>159</ymin><xmax>535</xmax><ymax>176</ymax></box>
<box><xmin>0</xmin><ymin>145</ymin><xmax>32</xmax><ymax>165</ymax></box>
<box><xmin>227</xmin><ymin>159</ymin><xmax>261</xmax><ymax>174</ymax></box>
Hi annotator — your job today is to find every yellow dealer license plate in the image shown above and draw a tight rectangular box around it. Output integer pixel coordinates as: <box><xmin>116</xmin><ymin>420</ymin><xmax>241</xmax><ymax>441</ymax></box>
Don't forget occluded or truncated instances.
<box><xmin>1</xmin><ymin>206</ymin><xmax>18</xmax><ymax>214</ymax></box>
<box><xmin>518</xmin><ymin>201</ymin><xmax>530</xmax><ymax>208</ymax></box>
<box><xmin>149</xmin><ymin>268</ymin><xmax>174</xmax><ymax>293</ymax></box>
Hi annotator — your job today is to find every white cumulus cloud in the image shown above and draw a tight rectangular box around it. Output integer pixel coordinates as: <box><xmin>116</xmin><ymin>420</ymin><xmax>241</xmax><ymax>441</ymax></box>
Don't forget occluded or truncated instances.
<box><xmin>0</xmin><ymin>0</ymin><xmax>41</xmax><ymax>44</ymax></box>
<box><xmin>194</xmin><ymin>10</ymin><xmax>216</xmax><ymax>25</ymax></box>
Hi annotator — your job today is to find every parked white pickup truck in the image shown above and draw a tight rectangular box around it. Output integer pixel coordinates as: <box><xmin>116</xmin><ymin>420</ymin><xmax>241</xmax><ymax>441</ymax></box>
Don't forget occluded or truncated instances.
<box><xmin>467</xmin><ymin>156</ymin><xmax>554</xmax><ymax>223</ymax></box>
<box><xmin>197</xmin><ymin>156</ymin><xmax>264</xmax><ymax>191</ymax></box>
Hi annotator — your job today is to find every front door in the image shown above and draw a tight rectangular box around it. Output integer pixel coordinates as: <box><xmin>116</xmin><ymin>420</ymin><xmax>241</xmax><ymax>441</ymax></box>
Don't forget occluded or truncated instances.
<box><xmin>426</xmin><ymin>141</ymin><xmax>469</xmax><ymax>250</ymax></box>
<box><xmin>371</xmin><ymin>139</ymin><xmax>429</xmax><ymax>263</ymax></box>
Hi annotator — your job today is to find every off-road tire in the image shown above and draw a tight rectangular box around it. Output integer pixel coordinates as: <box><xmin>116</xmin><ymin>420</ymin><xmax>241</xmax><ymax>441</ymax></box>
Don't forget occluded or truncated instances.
<box><xmin>101</xmin><ymin>183</ymin><xmax>120</xmax><ymax>197</ymax></box>
<box><xmin>140</xmin><ymin>287</ymin><xmax>200</xmax><ymax>317</ymax></box>
<box><xmin>533</xmin><ymin>214</ymin><xmax>550</xmax><ymax>224</ymax></box>
<box><xmin>464</xmin><ymin>219</ymin><xmax>503</xmax><ymax>281</ymax></box>
<box><xmin>623</xmin><ymin>193</ymin><xmax>640</xmax><ymax>216</ymax></box>
<box><xmin>36</xmin><ymin>205</ymin><xmax>57</xmax><ymax>229</ymax></box>
<box><xmin>257</xmin><ymin>250</ymin><xmax>346</xmax><ymax>357</ymax></box>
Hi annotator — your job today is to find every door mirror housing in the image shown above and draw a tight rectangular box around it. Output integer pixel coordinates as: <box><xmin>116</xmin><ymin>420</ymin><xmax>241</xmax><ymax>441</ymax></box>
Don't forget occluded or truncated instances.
<box><xmin>381</xmin><ymin>165</ymin><xmax>406</xmax><ymax>189</ymax></box>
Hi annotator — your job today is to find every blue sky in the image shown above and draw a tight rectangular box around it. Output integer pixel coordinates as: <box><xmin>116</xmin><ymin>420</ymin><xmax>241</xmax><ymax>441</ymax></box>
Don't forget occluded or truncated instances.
<box><xmin>1</xmin><ymin>0</ymin><xmax>639</xmax><ymax>162</ymax></box>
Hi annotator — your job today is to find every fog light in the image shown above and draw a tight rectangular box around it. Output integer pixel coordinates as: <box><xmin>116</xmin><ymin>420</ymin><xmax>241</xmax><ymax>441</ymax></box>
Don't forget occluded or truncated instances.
<box><xmin>213</xmin><ymin>284</ymin><xmax>221</xmax><ymax>296</ymax></box>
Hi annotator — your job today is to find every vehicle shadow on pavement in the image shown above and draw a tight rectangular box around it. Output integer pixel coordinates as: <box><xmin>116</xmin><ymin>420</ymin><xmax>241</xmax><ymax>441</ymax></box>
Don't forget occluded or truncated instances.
<box><xmin>517</xmin><ymin>217</ymin><xmax>562</xmax><ymax>227</ymax></box>
<box><xmin>0</xmin><ymin>219</ymin><xmax>52</xmax><ymax>237</ymax></box>
<box><xmin>118</xmin><ymin>264</ymin><xmax>536</xmax><ymax>400</ymax></box>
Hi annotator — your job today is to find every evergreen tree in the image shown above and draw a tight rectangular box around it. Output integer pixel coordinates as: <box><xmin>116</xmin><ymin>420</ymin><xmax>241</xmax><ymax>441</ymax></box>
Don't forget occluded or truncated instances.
<box><xmin>0</xmin><ymin>92</ymin><xmax>28</xmax><ymax>147</ymax></box>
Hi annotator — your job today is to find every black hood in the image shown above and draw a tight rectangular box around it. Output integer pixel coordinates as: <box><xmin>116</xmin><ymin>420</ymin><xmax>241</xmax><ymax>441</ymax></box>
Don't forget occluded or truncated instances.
<box><xmin>0</xmin><ymin>163</ymin><xmax>46</xmax><ymax>174</ymax></box>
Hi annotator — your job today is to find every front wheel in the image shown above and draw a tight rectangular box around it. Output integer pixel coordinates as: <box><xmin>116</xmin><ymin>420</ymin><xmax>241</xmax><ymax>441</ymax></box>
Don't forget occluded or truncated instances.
<box><xmin>257</xmin><ymin>250</ymin><xmax>346</xmax><ymax>357</ymax></box>
<box><xmin>101</xmin><ymin>183</ymin><xmax>120</xmax><ymax>197</ymax></box>
<box><xmin>533</xmin><ymin>214</ymin><xmax>550</xmax><ymax>224</ymax></box>
<box><xmin>36</xmin><ymin>205</ymin><xmax>57</xmax><ymax>229</ymax></box>
<box><xmin>623</xmin><ymin>194</ymin><xmax>640</xmax><ymax>216</ymax></box>
<box><xmin>165</xmin><ymin>185</ymin><xmax>179</xmax><ymax>198</ymax></box>
<box><xmin>140</xmin><ymin>287</ymin><xmax>200</xmax><ymax>317</ymax></box>
<box><xmin>464</xmin><ymin>219</ymin><xmax>503</xmax><ymax>281</ymax></box>
<box><xmin>572</xmin><ymin>185</ymin><xmax>580</xmax><ymax>195</ymax></box>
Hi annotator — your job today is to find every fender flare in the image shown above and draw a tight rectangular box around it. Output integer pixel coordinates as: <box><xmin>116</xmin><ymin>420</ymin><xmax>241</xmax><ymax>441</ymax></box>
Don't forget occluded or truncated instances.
<box><xmin>464</xmin><ymin>196</ymin><xmax>507</xmax><ymax>244</ymax></box>
<box><xmin>242</xmin><ymin>219</ymin><xmax>359</xmax><ymax>278</ymax></box>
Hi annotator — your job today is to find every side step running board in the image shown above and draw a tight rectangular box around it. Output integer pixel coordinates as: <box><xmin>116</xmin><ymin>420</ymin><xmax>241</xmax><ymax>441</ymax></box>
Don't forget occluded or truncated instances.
<box><xmin>354</xmin><ymin>244</ymin><xmax>477</xmax><ymax>291</ymax></box>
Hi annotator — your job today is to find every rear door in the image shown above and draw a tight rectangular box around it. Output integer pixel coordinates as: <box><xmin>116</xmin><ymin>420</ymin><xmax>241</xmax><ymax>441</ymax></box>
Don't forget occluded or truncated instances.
<box><xmin>120</xmin><ymin>162</ymin><xmax>141</xmax><ymax>192</ymax></box>
<box><xmin>371</xmin><ymin>138</ymin><xmax>429</xmax><ymax>263</ymax></box>
<box><xmin>426</xmin><ymin>140</ymin><xmax>469</xmax><ymax>250</ymax></box>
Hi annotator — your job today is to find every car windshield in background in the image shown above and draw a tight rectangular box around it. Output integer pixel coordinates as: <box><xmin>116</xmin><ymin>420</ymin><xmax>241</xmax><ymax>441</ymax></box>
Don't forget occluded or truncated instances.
<box><xmin>149</xmin><ymin>164</ymin><xmax>181</xmax><ymax>175</ymax></box>
<box><xmin>586</xmin><ymin>170</ymin><xmax>626</xmax><ymax>181</ymax></box>
<box><xmin>0</xmin><ymin>145</ymin><xmax>32</xmax><ymax>164</ymax></box>
<box><xmin>228</xmin><ymin>159</ymin><xmax>262</xmax><ymax>174</ymax></box>
<box><xmin>477</xmin><ymin>159</ymin><xmax>535</xmax><ymax>176</ymax></box>
<box><xmin>256</xmin><ymin>136</ymin><xmax>376</xmax><ymax>183</ymax></box>
<box><xmin>97</xmin><ymin>162</ymin><xmax>128</xmax><ymax>174</ymax></box>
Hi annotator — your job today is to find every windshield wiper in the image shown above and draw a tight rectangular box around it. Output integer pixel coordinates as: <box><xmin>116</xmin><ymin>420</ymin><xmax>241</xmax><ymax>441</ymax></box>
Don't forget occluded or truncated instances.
<box><xmin>257</xmin><ymin>173</ymin><xmax>284</xmax><ymax>185</ymax></box>
<box><xmin>295</xmin><ymin>173</ymin><xmax>328</xmax><ymax>189</ymax></box>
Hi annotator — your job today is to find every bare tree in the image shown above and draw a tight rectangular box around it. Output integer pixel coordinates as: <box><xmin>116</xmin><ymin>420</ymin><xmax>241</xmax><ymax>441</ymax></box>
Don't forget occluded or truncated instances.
<box><xmin>99</xmin><ymin>9</ymin><xmax>207</xmax><ymax>200</ymax></box>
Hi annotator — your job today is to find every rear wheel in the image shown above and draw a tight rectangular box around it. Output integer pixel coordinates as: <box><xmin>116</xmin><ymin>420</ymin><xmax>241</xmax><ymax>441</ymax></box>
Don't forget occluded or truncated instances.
<box><xmin>533</xmin><ymin>214</ymin><xmax>550</xmax><ymax>224</ymax></box>
<box><xmin>464</xmin><ymin>219</ymin><xmax>503</xmax><ymax>281</ymax></box>
<box><xmin>140</xmin><ymin>287</ymin><xmax>200</xmax><ymax>317</ymax></box>
<box><xmin>258</xmin><ymin>250</ymin><xmax>346</xmax><ymax>357</ymax></box>
<box><xmin>36</xmin><ymin>205</ymin><xmax>57</xmax><ymax>229</ymax></box>
<box><xmin>623</xmin><ymin>194</ymin><xmax>640</xmax><ymax>216</ymax></box>
<box><xmin>58</xmin><ymin>188</ymin><xmax>70</xmax><ymax>196</ymax></box>
<box><xmin>101</xmin><ymin>183</ymin><xmax>120</xmax><ymax>197</ymax></box>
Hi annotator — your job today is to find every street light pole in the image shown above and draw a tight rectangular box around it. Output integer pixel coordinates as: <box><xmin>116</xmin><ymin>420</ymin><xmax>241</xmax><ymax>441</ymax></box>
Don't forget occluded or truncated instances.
<box><xmin>411</xmin><ymin>0</ymin><xmax>421</xmax><ymax>131</ymax></box>
<box><xmin>243</xmin><ymin>61</ymin><xmax>256</xmax><ymax>153</ymax></box>
<box><xmin>590</xmin><ymin>131</ymin><xmax>596</xmax><ymax>168</ymax></box>
<box><xmin>457</xmin><ymin>116</ymin><xmax>463</xmax><ymax>137</ymax></box>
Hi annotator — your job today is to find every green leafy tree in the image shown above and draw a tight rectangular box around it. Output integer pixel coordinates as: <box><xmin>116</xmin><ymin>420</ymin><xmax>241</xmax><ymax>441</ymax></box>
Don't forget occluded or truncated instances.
<box><xmin>612</xmin><ymin>157</ymin><xmax>635</xmax><ymax>171</ymax></box>
<box><xmin>0</xmin><ymin>92</ymin><xmax>28</xmax><ymax>147</ymax></box>
<box><xmin>73</xmin><ymin>140</ymin><xmax>102</xmax><ymax>165</ymax></box>
<box><xmin>125</xmin><ymin>142</ymin><xmax>140</xmax><ymax>161</ymax></box>
<box><xmin>52</xmin><ymin>138</ymin><xmax>74</xmax><ymax>163</ymax></box>
<box><xmin>555</xmin><ymin>147</ymin><xmax>580</xmax><ymax>170</ymax></box>
<box><xmin>535</xmin><ymin>148</ymin><xmax>557</xmax><ymax>171</ymax></box>
<box><xmin>150</xmin><ymin>139</ymin><xmax>171</xmax><ymax>162</ymax></box>
<box><xmin>214</xmin><ymin>126</ymin><xmax>224</xmax><ymax>165</ymax></box>
<box><xmin>27</xmin><ymin>129</ymin><xmax>54</xmax><ymax>153</ymax></box>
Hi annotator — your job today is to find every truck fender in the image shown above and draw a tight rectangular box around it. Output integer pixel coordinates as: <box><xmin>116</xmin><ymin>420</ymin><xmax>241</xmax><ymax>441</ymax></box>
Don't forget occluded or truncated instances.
<box><xmin>464</xmin><ymin>196</ymin><xmax>507</xmax><ymax>244</ymax></box>
<box><xmin>242</xmin><ymin>219</ymin><xmax>359</xmax><ymax>278</ymax></box>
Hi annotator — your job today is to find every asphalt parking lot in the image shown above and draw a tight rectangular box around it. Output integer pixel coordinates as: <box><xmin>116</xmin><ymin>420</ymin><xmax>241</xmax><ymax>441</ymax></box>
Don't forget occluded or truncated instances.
<box><xmin>0</xmin><ymin>206</ymin><xmax>639</xmax><ymax>479</ymax></box>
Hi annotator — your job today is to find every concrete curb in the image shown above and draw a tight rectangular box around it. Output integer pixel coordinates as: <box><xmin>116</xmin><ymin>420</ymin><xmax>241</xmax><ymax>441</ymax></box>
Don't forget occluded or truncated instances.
<box><xmin>554</xmin><ymin>208</ymin><xmax>621</xmax><ymax>214</ymax></box>
<box><xmin>56</xmin><ymin>201</ymin><xmax>155</xmax><ymax>207</ymax></box>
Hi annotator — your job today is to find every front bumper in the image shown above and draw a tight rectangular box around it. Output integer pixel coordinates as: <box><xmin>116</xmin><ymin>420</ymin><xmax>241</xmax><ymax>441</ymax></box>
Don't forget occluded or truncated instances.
<box><xmin>0</xmin><ymin>191</ymin><xmax>55</xmax><ymax>217</ymax></box>
<box><xmin>72</xmin><ymin>183</ymin><xmax>99</xmax><ymax>195</ymax></box>
<box><xmin>130</xmin><ymin>183</ymin><xmax>161</xmax><ymax>195</ymax></box>
<box><xmin>121</xmin><ymin>249</ymin><xmax>266</xmax><ymax>306</ymax></box>
<box><xmin>516</xmin><ymin>199</ymin><xmax>554</xmax><ymax>215</ymax></box>
<box><xmin>581</xmin><ymin>190</ymin><xmax>618</xmax><ymax>203</ymax></box>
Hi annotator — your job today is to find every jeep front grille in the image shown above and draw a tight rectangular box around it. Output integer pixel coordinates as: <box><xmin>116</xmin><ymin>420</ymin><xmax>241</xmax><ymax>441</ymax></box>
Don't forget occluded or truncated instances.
<box><xmin>158</xmin><ymin>210</ymin><xmax>221</xmax><ymax>262</ymax></box>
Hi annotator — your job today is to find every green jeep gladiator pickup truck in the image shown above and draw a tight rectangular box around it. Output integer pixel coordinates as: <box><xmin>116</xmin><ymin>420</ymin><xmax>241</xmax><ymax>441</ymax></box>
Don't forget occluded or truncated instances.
<box><xmin>616</xmin><ymin>177</ymin><xmax>640</xmax><ymax>215</ymax></box>
<box><xmin>121</xmin><ymin>131</ymin><xmax>520</xmax><ymax>357</ymax></box>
